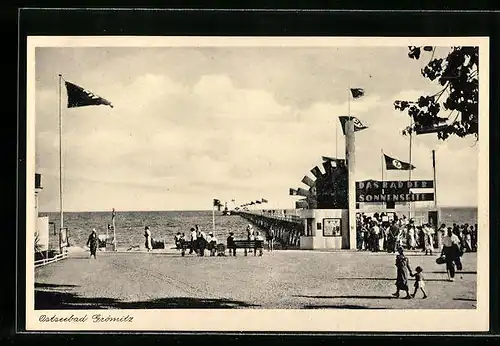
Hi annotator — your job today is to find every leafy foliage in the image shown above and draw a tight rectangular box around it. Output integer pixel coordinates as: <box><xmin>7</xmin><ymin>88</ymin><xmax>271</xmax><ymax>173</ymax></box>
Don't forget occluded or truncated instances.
<box><xmin>394</xmin><ymin>46</ymin><xmax>479</xmax><ymax>140</ymax></box>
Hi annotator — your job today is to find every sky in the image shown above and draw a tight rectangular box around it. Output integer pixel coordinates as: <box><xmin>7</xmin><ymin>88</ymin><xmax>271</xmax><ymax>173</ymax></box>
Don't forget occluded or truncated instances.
<box><xmin>34</xmin><ymin>44</ymin><xmax>480</xmax><ymax>212</ymax></box>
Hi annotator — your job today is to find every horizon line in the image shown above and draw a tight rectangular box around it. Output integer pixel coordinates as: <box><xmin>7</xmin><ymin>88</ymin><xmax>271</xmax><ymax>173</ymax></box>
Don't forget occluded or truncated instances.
<box><xmin>38</xmin><ymin>205</ymin><xmax>479</xmax><ymax>214</ymax></box>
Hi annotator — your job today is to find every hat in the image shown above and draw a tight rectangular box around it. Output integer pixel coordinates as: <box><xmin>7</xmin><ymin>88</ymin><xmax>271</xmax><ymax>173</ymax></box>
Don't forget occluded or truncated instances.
<box><xmin>92</xmin><ymin>228</ymin><xmax>96</xmax><ymax>233</ymax></box>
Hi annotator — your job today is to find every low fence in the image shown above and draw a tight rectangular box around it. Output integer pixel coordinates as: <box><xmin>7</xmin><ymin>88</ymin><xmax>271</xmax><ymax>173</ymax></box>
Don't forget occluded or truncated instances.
<box><xmin>34</xmin><ymin>251</ymin><xmax>68</xmax><ymax>268</ymax></box>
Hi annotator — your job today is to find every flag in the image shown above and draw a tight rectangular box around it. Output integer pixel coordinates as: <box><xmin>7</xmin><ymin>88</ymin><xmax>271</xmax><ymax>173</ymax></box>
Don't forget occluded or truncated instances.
<box><xmin>289</xmin><ymin>188</ymin><xmax>298</xmax><ymax>196</ymax></box>
<box><xmin>250</xmin><ymin>201</ymin><xmax>255</xmax><ymax>205</ymax></box>
<box><xmin>256</xmin><ymin>200</ymin><xmax>262</xmax><ymax>204</ymax></box>
<box><xmin>213</xmin><ymin>198</ymin><xmax>221</xmax><ymax>207</ymax></box>
<box><xmin>383</xmin><ymin>154</ymin><xmax>416</xmax><ymax>170</ymax></box>
<box><xmin>350</xmin><ymin>88</ymin><xmax>365</xmax><ymax>99</ymax></box>
<box><xmin>338</xmin><ymin>116</ymin><xmax>368</xmax><ymax>135</ymax></box>
<box><xmin>64</xmin><ymin>81</ymin><xmax>113</xmax><ymax>108</ymax></box>
<box><xmin>261</xmin><ymin>198</ymin><xmax>268</xmax><ymax>203</ymax></box>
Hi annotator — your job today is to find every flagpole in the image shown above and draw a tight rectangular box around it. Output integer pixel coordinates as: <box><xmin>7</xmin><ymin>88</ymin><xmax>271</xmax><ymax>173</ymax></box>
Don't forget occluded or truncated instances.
<box><xmin>112</xmin><ymin>208</ymin><xmax>116</xmax><ymax>251</ymax></box>
<box><xmin>348</xmin><ymin>87</ymin><xmax>351</xmax><ymax>119</ymax></box>
<box><xmin>345</xmin><ymin>87</ymin><xmax>356</xmax><ymax>250</ymax></box>
<box><xmin>212</xmin><ymin>202</ymin><xmax>215</xmax><ymax>233</ymax></box>
<box><xmin>408</xmin><ymin>120</ymin><xmax>413</xmax><ymax>219</ymax></box>
<box><xmin>381</xmin><ymin>149</ymin><xmax>384</xmax><ymax>181</ymax></box>
<box><xmin>335</xmin><ymin>118</ymin><xmax>338</xmax><ymax>158</ymax></box>
<box><xmin>432</xmin><ymin>150</ymin><xmax>437</xmax><ymax>208</ymax></box>
<box><xmin>58</xmin><ymin>74</ymin><xmax>64</xmax><ymax>247</ymax></box>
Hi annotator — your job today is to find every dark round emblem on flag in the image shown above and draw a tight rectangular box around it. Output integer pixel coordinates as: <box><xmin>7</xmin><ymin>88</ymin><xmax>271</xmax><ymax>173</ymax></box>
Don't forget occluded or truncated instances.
<box><xmin>392</xmin><ymin>159</ymin><xmax>403</xmax><ymax>169</ymax></box>
<box><xmin>353</xmin><ymin>118</ymin><xmax>362</xmax><ymax>127</ymax></box>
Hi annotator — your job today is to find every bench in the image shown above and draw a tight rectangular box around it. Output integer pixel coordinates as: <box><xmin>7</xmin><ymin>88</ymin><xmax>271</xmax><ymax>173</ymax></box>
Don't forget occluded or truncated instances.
<box><xmin>227</xmin><ymin>239</ymin><xmax>265</xmax><ymax>256</ymax></box>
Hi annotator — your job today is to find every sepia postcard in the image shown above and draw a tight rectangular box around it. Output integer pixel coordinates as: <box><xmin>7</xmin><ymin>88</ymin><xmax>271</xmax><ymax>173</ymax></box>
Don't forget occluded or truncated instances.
<box><xmin>25</xmin><ymin>36</ymin><xmax>489</xmax><ymax>332</ymax></box>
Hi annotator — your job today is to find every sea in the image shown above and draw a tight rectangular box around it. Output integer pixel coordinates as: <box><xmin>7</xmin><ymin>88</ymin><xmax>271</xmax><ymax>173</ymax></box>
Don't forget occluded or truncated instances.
<box><xmin>39</xmin><ymin>207</ymin><xmax>478</xmax><ymax>251</ymax></box>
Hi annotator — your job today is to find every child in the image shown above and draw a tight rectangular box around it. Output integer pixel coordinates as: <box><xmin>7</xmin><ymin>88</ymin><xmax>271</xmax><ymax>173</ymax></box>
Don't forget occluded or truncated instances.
<box><xmin>410</xmin><ymin>266</ymin><xmax>428</xmax><ymax>299</ymax></box>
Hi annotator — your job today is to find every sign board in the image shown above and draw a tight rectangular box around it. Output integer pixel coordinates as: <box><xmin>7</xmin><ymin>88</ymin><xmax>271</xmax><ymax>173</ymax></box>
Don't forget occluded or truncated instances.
<box><xmin>356</xmin><ymin>180</ymin><xmax>434</xmax><ymax>203</ymax></box>
<box><xmin>356</xmin><ymin>180</ymin><xmax>434</xmax><ymax>190</ymax></box>
<box><xmin>323</xmin><ymin>218</ymin><xmax>341</xmax><ymax>237</ymax></box>
<box><xmin>357</xmin><ymin>193</ymin><xmax>434</xmax><ymax>203</ymax></box>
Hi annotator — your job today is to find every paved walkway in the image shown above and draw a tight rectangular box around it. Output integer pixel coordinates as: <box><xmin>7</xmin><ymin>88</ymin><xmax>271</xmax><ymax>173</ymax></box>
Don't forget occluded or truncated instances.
<box><xmin>35</xmin><ymin>249</ymin><xmax>477</xmax><ymax>310</ymax></box>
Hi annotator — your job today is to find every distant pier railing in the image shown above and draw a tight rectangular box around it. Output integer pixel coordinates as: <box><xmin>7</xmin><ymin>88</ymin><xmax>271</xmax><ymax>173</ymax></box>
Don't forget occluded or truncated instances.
<box><xmin>234</xmin><ymin>211</ymin><xmax>304</xmax><ymax>249</ymax></box>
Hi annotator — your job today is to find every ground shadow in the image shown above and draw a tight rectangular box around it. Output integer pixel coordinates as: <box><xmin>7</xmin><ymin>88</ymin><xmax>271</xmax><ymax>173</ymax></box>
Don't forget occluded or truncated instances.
<box><xmin>293</xmin><ymin>294</ymin><xmax>395</xmax><ymax>300</ymax></box>
<box><xmin>453</xmin><ymin>298</ymin><xmax>476</xmax><ymax>302</ymax></box>
<box><xmin>430</xmin><ymin>271</ymin><xmax>477</xmax><ymax>274</ymax></box>
<box><xmin>35</xmin><ymin>283</ymin><xmax>78</xmax><ymax>289</ymax></box>
<box><xmin>35</xmin><ymin>285</ymin><xmax>260</xmax><ymax>309</ymax></box>
<box><xmin>302</xmin><ymin>304</ymin><xmax>385</xmax><ymax>309</ymax></box>
<box><xmin>332</xmin><ymin>277</ymin><xmax>449</xmax><ymax>282</ymax></box>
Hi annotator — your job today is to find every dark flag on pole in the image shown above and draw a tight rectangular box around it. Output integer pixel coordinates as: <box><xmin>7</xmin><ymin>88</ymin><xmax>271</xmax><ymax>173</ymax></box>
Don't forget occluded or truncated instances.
<box><xmin>64</xmin><ymin>81</ymin><xmax>114</xmax><ymax>108</ymax></box>
<box><xmin>213</xmin><ymin>199</ymin><xmax>221</xmax><ymax>207</ymax></box>
<box><xmin>256</xmin><ymin>200</ymin><xmax>262</xmax><ymax>204</ymax></box>
<box><xmin>261</xmin><ymin>198</ymin><xmax>268</xmax><ymax>203</ymax></box>
<box><xmin>350</xmin><ymin>88</ymin><xmax>365</xmax><ymax>99</ymax></box>
<box><xmin>384</xmin><ymin>153</ymin><xmax>416</xmax><ymax>170</ymax></box>
<box><xmin>338</xmin><ymin>116</ymin><xmax>368</xmax><ymax>135</ymax></box>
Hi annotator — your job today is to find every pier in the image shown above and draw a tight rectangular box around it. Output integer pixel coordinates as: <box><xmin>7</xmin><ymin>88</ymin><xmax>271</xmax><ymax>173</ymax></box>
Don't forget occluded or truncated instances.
<box><xmin>235</xmin><ymin>211</ymin><xmax>303</xmax><ymax>249</ymax></box>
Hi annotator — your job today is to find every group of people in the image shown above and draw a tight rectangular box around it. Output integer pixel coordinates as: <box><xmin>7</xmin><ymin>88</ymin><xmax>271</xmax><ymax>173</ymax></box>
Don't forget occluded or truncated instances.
<box><xmin>356</xmin><ymin>212</ymin><xmax>478</xmax><ymax>255</ymax></box>
<box><xmin>172</xmin><ymin>224</ymin><xmax>271</xmax><ymax>257</ymax></box>
<box><xmin>390</xmin><ymin>218</ymin><xmax>474</xmax><ymax>299</ymax></box>
<box><xmin>174</xmin><ymin>225</ymin><xmax>219</xmax><ymax>257</ymax></box>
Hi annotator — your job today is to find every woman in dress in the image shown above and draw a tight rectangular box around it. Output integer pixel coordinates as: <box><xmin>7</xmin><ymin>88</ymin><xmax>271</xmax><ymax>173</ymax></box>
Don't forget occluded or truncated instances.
<box><xmin>392</xmin><ymin>247</ymin><xmax>413</xmax><ymax>299</ymax></box>
<box><xmin>407</xmin><ymin>223</ymin><xmax>417</xmax><ymax>250</ymax></box>
<box><xmin>423</xmin><ymin>224</ymin><xmax>434</xmax><ymax>256</ymax></box>
<box><xmin>144</xmin><ymin>226</ymin><xmax>152</xmax><ymax>252</ymax></box>
<box><xmin>86</xmin><ymin>228</ymin><xmax>98</xmax><ymax>259</ymax></box>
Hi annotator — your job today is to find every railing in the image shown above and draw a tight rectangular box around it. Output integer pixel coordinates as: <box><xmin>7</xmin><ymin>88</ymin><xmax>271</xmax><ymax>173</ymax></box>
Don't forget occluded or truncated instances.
<box><xmin>34</xmin><ymin>252</ymin><xmax>68</xmax><ymax>268</ymax></box>
<box><xmin>238</xmin><ymin>211</ymin><xmax>302</xmax><ymax>223</ymax></box>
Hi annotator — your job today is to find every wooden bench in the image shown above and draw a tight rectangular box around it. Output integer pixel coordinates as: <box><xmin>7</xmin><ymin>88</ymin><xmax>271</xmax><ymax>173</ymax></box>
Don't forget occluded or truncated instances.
<box><xmin>227</xmin><ymin>239</ymin><xmax>265</xmax><ymax>256</ymax></box>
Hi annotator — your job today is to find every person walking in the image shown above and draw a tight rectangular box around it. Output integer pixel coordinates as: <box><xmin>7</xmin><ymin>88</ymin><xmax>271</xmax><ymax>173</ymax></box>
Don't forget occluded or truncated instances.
<box><xmin>392</xmin><ymin>247</ymin><xmax>413</xmax><ymax>299</ymax></box>
<box><xmin>144</xmin><ymin>226</ymin><xmax>152</xmax><ymax>252</ymax></box>
<box><xmin>441</xmin><ymin>228</ymin><xmax>461</xmax><ymax>282</ymax></box>
<box><xmin>267</xmin><ymin>226</ymin><xmax>275</xmax><ymax>252</ymax></box>
<box><xmin>86</xmin><ymin>229</ymin><xmax>99</xmax><ymax>259</ymax></box>
<box><xmin>436</xmin><ymin>223</ymin><xmax>446</xmax><ymax>252</ymax></box>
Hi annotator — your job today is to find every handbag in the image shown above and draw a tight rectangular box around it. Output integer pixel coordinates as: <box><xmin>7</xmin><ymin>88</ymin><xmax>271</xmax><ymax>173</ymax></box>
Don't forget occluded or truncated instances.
<box><xmin>435</xmin><ymin>255</ymin><xmax>446</xmax><ymax>265</ymax></box>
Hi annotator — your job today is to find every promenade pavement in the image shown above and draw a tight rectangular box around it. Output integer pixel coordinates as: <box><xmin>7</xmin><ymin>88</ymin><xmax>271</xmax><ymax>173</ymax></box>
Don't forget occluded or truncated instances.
<box><xmin>34</xmin><ymin>248</ymin><xmax>477</xmax><ymax>310</ymax></box>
